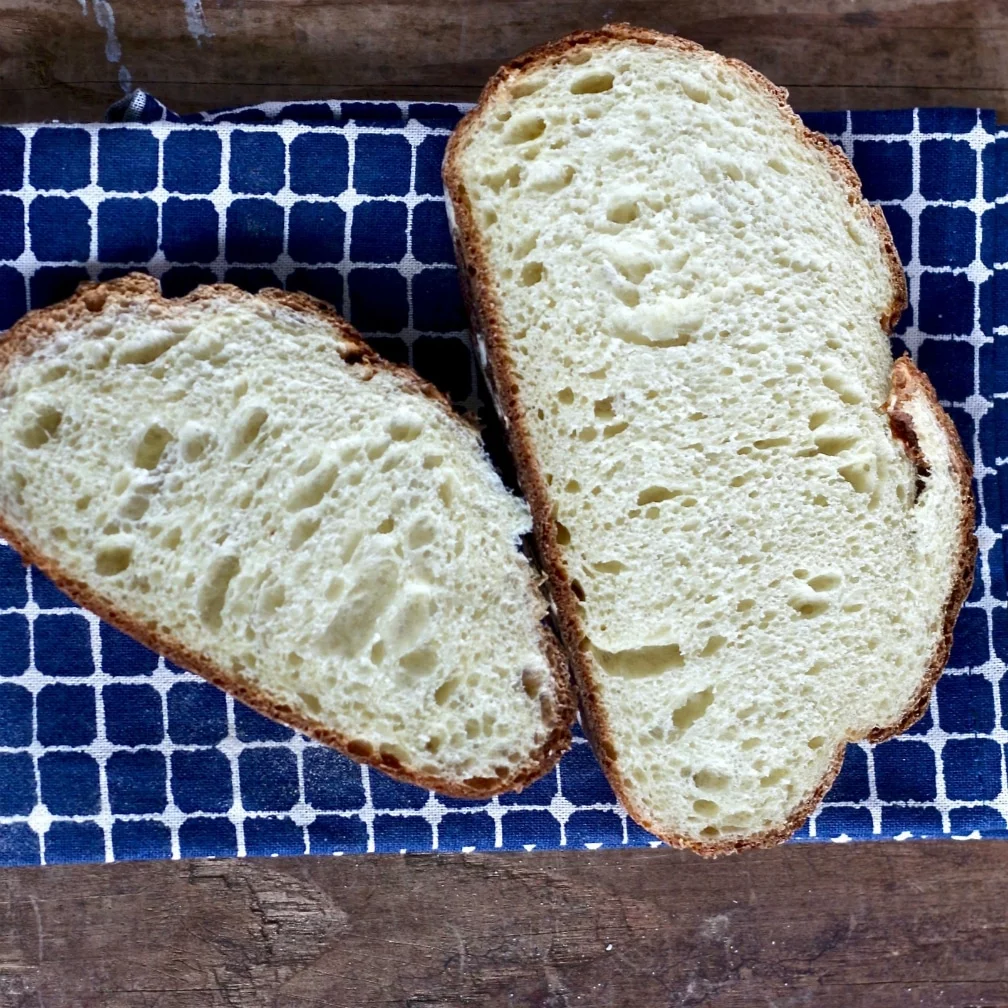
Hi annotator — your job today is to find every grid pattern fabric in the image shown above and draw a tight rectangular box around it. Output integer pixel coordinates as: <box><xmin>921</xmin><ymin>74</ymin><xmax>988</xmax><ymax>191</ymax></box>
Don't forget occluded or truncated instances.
<box><xmin>0</xmin><ymin>97</ymin><xmax>1005</xmax><ymax>865</ymax></box>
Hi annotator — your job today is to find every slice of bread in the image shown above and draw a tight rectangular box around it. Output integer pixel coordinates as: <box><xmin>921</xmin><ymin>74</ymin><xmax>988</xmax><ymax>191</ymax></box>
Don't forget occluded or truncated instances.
<box><xmin>0</xmin><ymin>274</ymin><xmax>575</xmax><ymax>797</ymax></box>
<box><xmin>444</xmin><ymin>25</ymin><xmax>976</xmax><ymax>850</ymax></box>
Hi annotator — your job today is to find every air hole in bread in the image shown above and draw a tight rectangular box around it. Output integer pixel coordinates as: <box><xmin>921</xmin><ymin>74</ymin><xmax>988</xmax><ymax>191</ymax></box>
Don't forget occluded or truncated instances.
<box><xmin>18</xmin><ymin>406</ymin><xmax>62</xmax><ymax>449</ymax></box>
<box><xmin>120</xmin><ymin>493</ymin><xmax>149</xmax><ymax>521</ymax></box>
<box><xmin>637</xmin><ymin>485</ymin><xmax>681</xmax><ymax>506</ymax></box>
<box><xmin>228</xmin><ymin>405</ymin><xmax>268</xmax><ymax>459</ymax></box>
<box><xmin>483</xmin><ymin>164</ymin><xmax>522</xmax><ymax>192</ymax></box>
<box><xmin>298</xmin><ymin>691</ymin><xmax>322</xmax><ymax>715</ymax></box>
<box><xmin>181</xmin><ymin>427</ymin><xmax>211</xmax><ymax>463</ymax></box>
<box><xmin>295</xmin><ymin>450</ymin><xmax>321</xmax><ymax>476</ymax></box>
<box><xmin>388</xmin><ymin>410</ymin><xmax>424</xmax><ymax>442</ymax></box>
<box><xmin>593</xmin><ymin>642</ymin><xmax>684</xmax><ymax>679</ymax></box>
<box><xmin>95</xmin><ymin>537</ymin><xmax>133</xmax><ymax>576</ymax></box>
<box><xmin>789</xmin><ymin>596</ymin><xmax>829</xmax><ymax>619</ymax></box>
<box><xmin>286</xmin><ymin>461</ymin><xmax>338</xmax><ymax>512</ymax></box>
<box><xmin>510</xmin><ymin>77</ymin><xmax>546</xmax><ymax>98</ymax></box>
<box><xmin>289</xmin><ymin>515</ymin><xmax>321</xmax><ymax>550</ymax></box>
<box><xmin>159</xmin><ymin>526</ymin><xmax>181</xmax><ymax>550</ymax></box>
<box><xmin>133</xmin><ymin>424</ymin><xmax>173</xmax><ymax>470</ymax></box>
<box><xmin>814</xmin><ymin>433</ymin><xmax>858</xmax><ymax>457</ymax></box>
<box><xmin>520</xmin><ymin>261</ymin><xmax>544</xmax><ymax>286</ymax></box>
<box><xmin>672</xmin><ymin>686</ymin><xmax>715</xmax><ymax>730</ymax></box>
<box><xmin>370</xmin><ymin>639</ymin><xmax>386</xmax><ymax>665</ymax></box>
<box><xmin>318</xmin><ymin>559</ymin><xmax>397</xmax><ymax>657</ymax></box>
<box><xmin>682</xmin><ymin>80</ymin><xmax>710</xmax><ymax>103</ymax></box>
<box><xmin>198</xmin><ymin>553</ymin><xmax>240</xmax><ymax>629</ymax></box>
<box><xmin>557</xmin><ymin>387</ymin><xmax>574</xmax><ymax>405</ymax></box>
<box><xmin>407</xmin><ymin>516</ymin><xmax>435</xmax><ymax>548</ymax></box>
<box><xmin>400</xmin><ymin>646</ymin><xmax>437</xmax><ymax>677</ymax></box>
<box><xmin>434</xmin><ymin>676</ymin><xmax>460</xmax><ymax>706</ymax></box>
<box><xmin>531</xmin><ymin>163</ymin><xmax>575</xmax><ymax>193</ymax></box>
<box><xmin>807</xmin><ymin>573</ymin><xmax>841</xmax><ymax>592</ymax></box>
<box><xmin>606</xmin><ymin>199</ymin><xmax>639</xmax><ymax>225</ymax></box>
<box><xmin>694</xmin><ymin>770</ymin><xmax>729</xmax><ymax>791</ymax></box>
<box><xmin>513</xmin><ymin>231</ymin><xmax>539</xmax><ymax>259</ymax></box>
<box><xmin>693</xmin><ymin>799</ymin><xmax>720</xmax><ymax>817</ymax></box>
<box><xmin>7</xmin><ymin>468</ymin><xmax>25</xmax><ymax>501</ymax></box>
<box><xmin>822</xmin><ymin>372</ymin><xmax>863</xmax><ymax>404</ymax></box>
<box><xmin>504</xmin><ymin>115</ymin><xmax>546</xmax><ymax>145</ymax></box>
<box><xmin>699</xmin><ymin>634</ymin><xmax>727</xmax><ymax>657</ymax></box>
<box><xmin>603</xmin><ymin>422</ymin><xmax>629</xmax><ymax>438</ymax></box>
<box><xmin>40</xmin><ymin>363</ymin><xmax>69</xmax><ymax>385</ymax></box>
<box><xmin>570</xmin><ymin>579</ymin><xmax>586</xmax><ymax>601</ymax></box>
<box><xmin>521</xmin><ymin>668</ymin><xmax>543</xmax><ymax>699</ymax></box>
<box><xmin>838</xmin><ymin>460</ymin><xmax>874</xmax><ymax>494</ymax></box>
<box><xmin>260</xmin><ymin>583</ymin><xmax>285</xmax><ymax>614</ymax></box>
<box><xmin>593</xmin><ymin>398</ymin><xmax>614</xmax><ymax>420</ymax></box>
<box><xmin>608</xmin><ymin>282</ymin><xmax>641</xmax><ymax>308</ymax></box>
<box><xmin>117</xmin><ymin>329</ymin><xmax>185</xmax><ymax>366</ymax></box>
<box><xmin>753</xmin><ymin>436</ymin><xmax>789</xmax><ymax>450</ymax></box>
<box><xmin>760</xmin><ymin>768</ymin><xmax>788</xmax><ymax>788</ymax></box>
<box><xmin>555</xmin><ymin>520</ymin><xmax>571</xmax><ymax>545</ymax></box>
<box><xmin>571</xmin><ymin>70</ymin><xmax>615</xmax><ymax>94</ymax></box>
<box><xmin>593</xmin><ymin>560</ymin><xmax>625</xmax><ymax>574</ymax></box>
<box><xmin>366</xmin><ymin>438</ymin><xmax>389</xmax><ymax>461</ymax></box>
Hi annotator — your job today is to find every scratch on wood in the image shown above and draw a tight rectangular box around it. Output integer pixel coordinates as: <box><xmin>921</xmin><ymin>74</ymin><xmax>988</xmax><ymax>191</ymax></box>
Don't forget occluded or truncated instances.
<box><xmin>449</xmin><ymin>923</ymin><xmax>467</xmax><ymax>978</ymax></box>
<box><xmin>182</xmin><ymin>0</ymin><xmax>213</xmax><ymax>44</ymax></box>
<box><xmin>27</xmin><ymin>894</ymin><xmax>42</xmax><ymax>966</ymax></box>
<box><xmin>80</xmin><ymin>0</ymin><xmax>133</xmax><ymax>92</ymax></box>
<box><xmin>91</xmin><ymin>0</ymin><xmax>121</xmax><ymax>63</ymax></box>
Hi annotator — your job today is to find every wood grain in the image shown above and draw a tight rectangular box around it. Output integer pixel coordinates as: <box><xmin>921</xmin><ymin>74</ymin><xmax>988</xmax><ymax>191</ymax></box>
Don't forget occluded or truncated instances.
<box><xmin>1</xmin><ymin>841</ymin><xmax>1008</xmax><ymax>1007</ymax></box>
<box><xmin>0</xmin><ymin>0</ymin><xmax>1004</xmax><ymax>123</ymax></box>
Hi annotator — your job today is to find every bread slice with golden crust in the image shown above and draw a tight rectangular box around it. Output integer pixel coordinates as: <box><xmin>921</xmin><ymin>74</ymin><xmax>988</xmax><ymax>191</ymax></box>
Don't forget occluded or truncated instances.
<box><xmin>0</xmin><ymin>273</ymin><xmax>575</xmax><ymax>798</ymax></box>
<box><xmin>444</xmin><ymin>25</ymin><xmax>975</xmax><ymax>850</ymax></box>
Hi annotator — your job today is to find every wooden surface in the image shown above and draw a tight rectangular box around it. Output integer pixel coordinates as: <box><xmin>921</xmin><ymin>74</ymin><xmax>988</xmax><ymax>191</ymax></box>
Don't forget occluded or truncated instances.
<box><xmin>0</xmin><ymin>841</ymin><xmax>1006</xmax><ymax>1007</ymax></box>
<box><xmin>2</xmin><ymin>3</ymin><xmax>1008</xmax><ymax>1006</ymax></box>
<box><xmin>0</xmin><ymin>0</ymin><xmax>1005</xmax><ymax>122</ymax></box>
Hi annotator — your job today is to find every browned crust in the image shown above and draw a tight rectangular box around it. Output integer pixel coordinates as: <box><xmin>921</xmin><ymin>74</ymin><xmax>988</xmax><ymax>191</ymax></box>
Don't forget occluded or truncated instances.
<box><xmin>869</xmin><ymin>356</ymin><xmax>978</xmax><ymax>745</ymax></box>
<box><xmin>0</xmin><ymin>272</ymin><xmax>575</xmax><ymax>800</ymax></box>
<box><xmin>442</xmin><ymin>24</ymin><xmax>971</xmax><ymax>852</ymax></box>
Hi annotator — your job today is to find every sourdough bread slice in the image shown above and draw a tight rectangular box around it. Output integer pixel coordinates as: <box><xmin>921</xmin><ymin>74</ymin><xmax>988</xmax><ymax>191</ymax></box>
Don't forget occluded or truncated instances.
<box><xmin>444</xmin><ymin>25</ymin><xmax>976</xmax><ymax>850</ymax></box>
<box><xmin>0</xmin><ymin>274</ymin><xmax>574</xmax><ymax>797</ymax></box>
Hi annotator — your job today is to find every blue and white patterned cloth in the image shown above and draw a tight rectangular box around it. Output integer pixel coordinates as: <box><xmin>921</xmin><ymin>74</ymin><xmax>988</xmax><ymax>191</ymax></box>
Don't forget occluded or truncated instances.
<box><xmin>0</xmin><ymin>95</ymin><xmax>1005</xmax><ymax>865</ymax></box>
